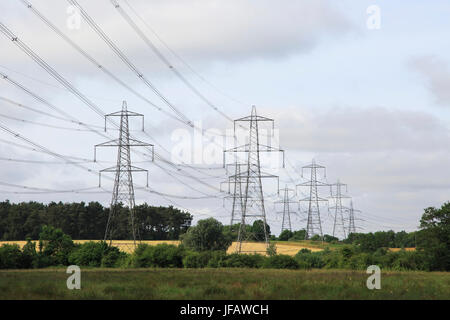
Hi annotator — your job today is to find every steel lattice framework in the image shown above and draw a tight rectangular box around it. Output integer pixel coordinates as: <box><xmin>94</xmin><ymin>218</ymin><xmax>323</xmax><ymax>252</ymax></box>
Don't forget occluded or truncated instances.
<box><xmin>347</xmin><ymin>199</ymin><xmax>361</xmax><ymax>235</ymax></box>
<box><xmin>224</xmin><ymin>106</ymin><xmax>284</xmax><ymax>253</ymax></box>
<box><xmin>274</xmin><ymin>185</ymin><xmax>297</xmax><ymax>233</ymax></box>
<box><xmin>329</xmin><ymin>180</ymin><xmax>350</xmax><ymax>239</ymax></box>
<box><xmin>222</xmin><ymin>163</ymin><xmax>247</xmax><ymax>227</ymax></box>
<box><xmin>94</xmin><ymin>101</ymin><xmax>153</xmax><ymax>244</ymax></box>
<box><xmin>297</xmin><ymin>159</ymin><xmax>329</xmax><ymax>240</ymax></box>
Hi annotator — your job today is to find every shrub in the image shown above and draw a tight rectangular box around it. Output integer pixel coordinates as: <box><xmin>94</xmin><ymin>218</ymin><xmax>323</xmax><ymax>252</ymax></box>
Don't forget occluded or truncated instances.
<box><xmin>183</xmin><ymin>251</ymin><xmax>201</xmax><ymax>268</ymax></box>
<box><xmin>133</xmin><ymin>243</ymin><xmax>184</xmax><ymax>268</ymax></box>
<box><xmin>21</xmin><ymin>239</ymin><xmax>37</xmax><ymax>268</ymax></box>
<box><xmin>0</xmin><ymin>244</ymin><xmax>23</xmax><ymax>269</ymax></box>
<box><xmin>323</xmin><ymin>234</ymin><xmax>339</xmax><ymax>243</ymax></box>
<box><xmin>69</xmin><ymin>242</ymin><xmax>105</xmax><ymax>267</ymax></box>
<box><xmin>117</xmin><ymin>253</ymin><xmax>135</xmax><ymax>268</ymax></box>
<box><xmin>322</xmin><ymin>250</ymin><xmax>341</xmax><ymax>269</ymax></box>
<box><xmin>278</xmin><ymin>230</ymin><xmax>293</xmax><ymax>241</ymax></box>
<box><xmin>101</xmin><ymin>249</ymin><xmax>126</xmax><ymax>268</ymax></box>
<box><xmin>295</xmin><ymin>250</ymin><xmax>325</xmax><ymax>269</ymax></box>
<box><xmin>340</xmin><ymin>246</ymin><xmax>355</xmax><ymax>260</ymax></box>
<box><xmin>220</xmin><ymin>253</ymin><xmax>265</xmax><ymax>268</ymax></box>
<box><xmin>206</xmin><ymin>251</ymin><xmax>227</xmax><ymax>268</ymax></box>
<box><xmin>266</xmin><ymin>243</ymin><xmax>277</xmax><ymax>256</ymax></box>
<box><xmin>263</xmin><ymin>254</ymin><xmax>299</xmax><ymax>269</ymax></box>
<box><xmin>67</xmin><ymin>241</ymin><xmax>124</xmax><ymax>268</ymax></box>
<box><xmin>288</xmin><ymin>230</ymin><xmax>307</xmax><ymax>241</ymax></box>
<box><xmin>310</xmin><ymin>234</ymin><xmax>322</xmax><ymax>241</ymax></box>
<box><xmin>182</xmin><ymin>251</ymin><xmax>214</xmax><ymax>268</ymax></box>
<box><xmin>391</xmin><ymin>250</ymin><xmax>424</xmax><ymax>271</ymax></box>
<box><xmin>348</xmin><ymin>252</ymin><xmax>373</xmax><ymax>270</ymax></box>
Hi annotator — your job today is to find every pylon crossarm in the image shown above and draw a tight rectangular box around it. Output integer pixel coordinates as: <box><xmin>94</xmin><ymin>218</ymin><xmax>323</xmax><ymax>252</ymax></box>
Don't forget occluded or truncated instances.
<box><xmin>274</xmin><ymin>200</ymin><xmax>298</xmax><ymax>204</ymax></box>
<box><xmin>297</xmin><ymin>180</ymin><xmax>329</xmax><ymax>187</ymax></box>
<box><xmin>104</xmin><ymin>101</ymin><xmax>145</xmax><ymax>131</ymax></box>
<box><xmin>257</xmin><ymin>144</ymin><xmax>283</xmax><ymax>152</ymax></box>
<box><xmin>224</xmin><ymin>144</ymin><xmax>250</xmax><ymax>153</ymax></box>
<box><xmin>220</xmin><ymin>180</ymin><xmax>231</xmax><ymax>193</ymax></box>
<box><xmin>299</xmin><ymin>196</ymin><xmax>329</xmax><ymax>202</ymax></box>
<box><xmin>328</xmin><ymin>206</ymin><xmax>351</xmax><ymax>210</ymax></box>
<box><xmin>329</xmin><ymin>195</ymin><xmax>351</xmax><ymax>199</ymax></box>
<box><xmin>127</xmin><ymin>138</ymin><xmax>153</xmax><ymax>147</ymax></box>
<box><xmin>234</xmin><ymin>114</ymin><xmax>274</xmax><ymax>122</ymax></box>
<box><xmin>302</xmin><ymin>164</ymin><xmax>326</xmax><ymax>169</ymax></box>
<box><xmin>95</xmin><ymin>139</ymin><xmax>120</xmax><ymax>147</ymax></box>
<box><xmin>106</xmin><ymin>110</ymin><xmax>144</xmax><ymax>117</ymax></box>
<box><xmin>100</xmin><ymin>165</ymin><xmax>147</xmax><ymax>173</ymax></box>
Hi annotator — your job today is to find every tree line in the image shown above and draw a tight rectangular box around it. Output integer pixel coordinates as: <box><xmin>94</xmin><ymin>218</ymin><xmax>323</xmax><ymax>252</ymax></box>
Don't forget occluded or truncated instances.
<box><xmin>0</xmin><ymin>201</ymin><xmax>192</xmax><ymax>241</ymax></box>
<box><xmin>0</xmin><ymin>201</ymin><xmax>448</xmax><ymax>271</ymax></box>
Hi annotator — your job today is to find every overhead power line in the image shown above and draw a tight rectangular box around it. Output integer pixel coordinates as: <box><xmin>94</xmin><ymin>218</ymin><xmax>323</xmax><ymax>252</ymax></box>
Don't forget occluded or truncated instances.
<box><xmin>109</xmin><ymin>0</ymin><xmax>234</xmax><ymax>123</ymax></box>
<box><xmin>121</xmin><ymin>0</ymin><xmax>248</xmax><ymax>107</ymax></box>
<box><xmin>65</xmin><ymin>0</ymin><xmax>193</xmax><ymax>126</ymax></box>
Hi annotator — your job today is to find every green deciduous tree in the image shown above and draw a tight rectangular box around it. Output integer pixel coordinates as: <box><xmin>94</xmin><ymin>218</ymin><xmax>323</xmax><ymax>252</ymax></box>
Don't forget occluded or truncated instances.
<box><xmin>39</xmin><ymin>225</ymin><xmax>74</xmax><ymax>265</ymax></box>
<box><xmin>251</xmin><ymin>220</ymin><xmax>271</xmax><ymax>241</ymax></box>
<box><xmin>417</xmin><ymin>202</ymin><xmax>450</xmax><ymax>271</ymax></box>
<box><xmin>278</xmin><ymin>230</ymin><xmax>293</xmax><ymax>241</ymax></box>
<box><xmin>181</xmin><ymin>218</ymin><xmax>233</xmax><ymax>252</ymax></box>
<box><xmin>0</xmin><ymin>201</ymin><xmax>192</xmax><ymax>241</ymax></box>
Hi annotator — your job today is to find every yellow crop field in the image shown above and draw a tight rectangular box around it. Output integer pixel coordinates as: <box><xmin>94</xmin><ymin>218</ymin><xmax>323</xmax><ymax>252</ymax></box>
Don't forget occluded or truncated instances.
<box><xmin>0</xmin><ymin>240</ymin><xmax>180</xmax><ymax>254</ymax></box>
<box><xmin>388</xmin><ymin>247</ymin><xmax>416</xmax><ymax>252</ymax></box>
<box><xmin>227</xmin><ymin>242</ymin><xmax>323</xmax><ymax>255</ymax></box>
<box><xmin>1</xmin><ymin>240</ymin><xmax>418</xmax><ymax>255</ymax></box>
<box><xmin>0</xmin><ymin>240</ymin><xmax>322</xmax><ymax>255</ymax></box>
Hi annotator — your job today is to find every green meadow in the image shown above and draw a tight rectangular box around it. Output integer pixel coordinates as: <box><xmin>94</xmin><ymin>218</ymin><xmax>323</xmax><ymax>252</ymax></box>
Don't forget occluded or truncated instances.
<box><xmin>0</xmin><ymin>268</ymin><xmax>448</xmax><ymax>300</ymax></box>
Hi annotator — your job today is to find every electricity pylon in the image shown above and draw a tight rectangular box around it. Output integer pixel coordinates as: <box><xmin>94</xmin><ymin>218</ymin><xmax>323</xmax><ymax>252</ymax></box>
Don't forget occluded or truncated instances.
<box><xmin>94</xmin><ymin>101</ymin><xmax>153</xmax><ymax>244</ymax></box>
<box><xmin>274</xmin><ymin>185</ymin><xmax>297</xmax><ymax>232</ymax></box>
<box><xmin>329</xmin><ymin>180</ymin><xmax>350</xmax><ymax>239</ymax></box>
<box><xmin>223</xmin><ymin>106</ymin><xmax>284</xmax><ymax>253</ymax></box>
<box><xmin>223</xmin><ymin>163</ymin><xmax>247</xmax><ymax>227</ymax></box>
<box><xmin>297</xmin><ymin>159</ymin><xmax>329</xmax><ymax>240</ymax></box>
<box><xmin>347</xmin><ymin>199</ymin><xmax>361</xmax><ymax>235</ymax></box>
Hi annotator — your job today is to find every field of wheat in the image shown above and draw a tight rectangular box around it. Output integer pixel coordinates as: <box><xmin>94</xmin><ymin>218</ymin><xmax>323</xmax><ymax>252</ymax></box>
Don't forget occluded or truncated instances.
<box><xmin>0</xmin><ymin>240</ymin><xmax>323</xmax><ymax>255</ymax></box>
<box><xmin>227</xmin><ymin>241</ymin><xmax>323</xmax><ymax>255</ymax></box>
<box><xmin>388</xmin><ymin>247</ymin><xmax>416</xmax><ymax>252</ymax></box>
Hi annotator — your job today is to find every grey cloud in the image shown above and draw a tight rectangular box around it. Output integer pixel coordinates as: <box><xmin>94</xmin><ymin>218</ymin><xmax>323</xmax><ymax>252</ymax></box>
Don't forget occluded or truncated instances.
<box><xmin>269</xmin><ymin>105</ymin><xmax>450</xmax><ymax>153</ymax></box>
<box><xmin>259</xmin><ymin>105</ymin><xmax>450</xmax><ymax>233</ymax></box>
<box><xmin>410</xmin><ymin>55</ymin><xmax>450</xmax><ymax>107</ymax></box>
<box><xmin>0</xmin><ymin>0</ymin><xmax>354</xmax><ymax>76</ymax></box>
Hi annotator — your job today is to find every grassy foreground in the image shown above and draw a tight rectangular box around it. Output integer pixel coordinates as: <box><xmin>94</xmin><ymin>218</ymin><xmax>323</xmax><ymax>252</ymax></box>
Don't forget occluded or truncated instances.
<box><xmin>0</xmin><ymin>268</ymin><xmax>449</xmax><ymax>300</ymax></box>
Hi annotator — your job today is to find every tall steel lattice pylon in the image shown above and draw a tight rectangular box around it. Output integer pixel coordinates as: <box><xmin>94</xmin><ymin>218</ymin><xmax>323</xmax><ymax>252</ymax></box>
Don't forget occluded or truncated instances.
<box><xmin>347</xmin><ymin>199</ymin><xmax>361</xmax><ymax>235</ymax></box>
<box><xmin>223</xmin><ymin>106</ymin><xmax>284</xmax><ymax>253</ymax></box>
<box><xmin>297</xmin><ymin>159</ymin><xmax>329</xmax><ymax>240</ymax></box>
<box><xmin>223</xmin><ymin>163</ymin><xmax>247</xmax><ymax>227</ymax></box>
<box><xmin>329</xmin><ymin>180</ymin><xmax>350</xmax><ymax>239</ymax></box>
<box><xmin>94</xmin><ymin>101</ymin><xmax>153</xmax><ymax>245</ymax></box>
<box><xmin>274</xmin><ymin>185</ymin><xmax>297</xmax><ymax>232</ymax></box>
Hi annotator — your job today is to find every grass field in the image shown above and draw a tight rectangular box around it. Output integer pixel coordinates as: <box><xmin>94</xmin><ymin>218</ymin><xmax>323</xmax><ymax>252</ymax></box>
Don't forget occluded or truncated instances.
<box><xmin>0</xmin><ymin>268</ymin><xmax>448</xmax><ymax>300</ymax></box>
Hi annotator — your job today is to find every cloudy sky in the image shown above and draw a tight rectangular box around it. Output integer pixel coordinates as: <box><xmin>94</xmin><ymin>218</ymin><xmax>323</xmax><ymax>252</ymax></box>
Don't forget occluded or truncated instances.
<box><xmin>1</xmin><ymin>0</ymin><xmax>450</xmax><ymax>236</ymax></box>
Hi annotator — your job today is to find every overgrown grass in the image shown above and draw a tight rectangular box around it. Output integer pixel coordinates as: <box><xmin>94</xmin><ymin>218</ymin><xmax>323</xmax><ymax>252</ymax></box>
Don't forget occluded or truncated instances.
<box><xmin>0</xmin><ymin>268</ymin><xmax>448</xmax><ymax>300</ymax></box>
